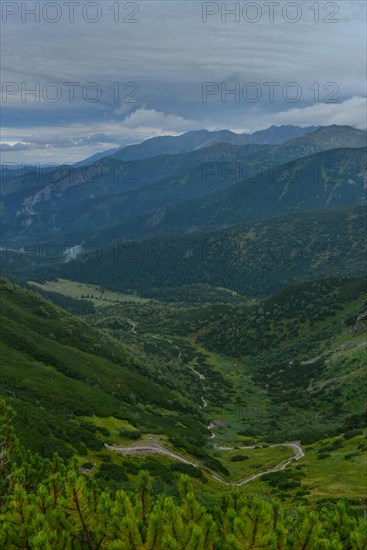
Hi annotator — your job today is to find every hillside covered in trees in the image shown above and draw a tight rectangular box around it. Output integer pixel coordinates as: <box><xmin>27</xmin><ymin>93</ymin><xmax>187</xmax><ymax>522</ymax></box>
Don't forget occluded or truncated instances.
<box><xmin>1</xmin><ymin>401</ymin><xmax>366</xmax><ymax>549</ymax></box>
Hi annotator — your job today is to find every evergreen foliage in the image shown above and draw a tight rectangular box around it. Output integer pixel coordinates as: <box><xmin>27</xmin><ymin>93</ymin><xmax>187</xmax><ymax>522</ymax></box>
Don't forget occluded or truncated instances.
<box><xmin>1</xmin><ymin>401</ymin><xmax>366</xmax><ymax>549</ymax></box>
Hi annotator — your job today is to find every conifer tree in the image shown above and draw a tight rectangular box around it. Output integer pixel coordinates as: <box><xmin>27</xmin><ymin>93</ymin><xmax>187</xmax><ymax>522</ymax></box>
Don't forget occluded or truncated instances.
<box><xmin>0</xmin><ymin>400</ymin><xmax>366</xmax><ymax>549</ymax></box>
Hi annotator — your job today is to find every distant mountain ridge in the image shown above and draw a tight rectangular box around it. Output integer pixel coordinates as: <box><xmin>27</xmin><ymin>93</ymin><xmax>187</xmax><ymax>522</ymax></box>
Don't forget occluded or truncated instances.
<box><xmin>0</xmin><ymin>125</ymin><xmax>366</xmax><ymax>253</ymax></box>
<box><xmin>35</xmin><ymin>205</ymin><xmax>366</xmax><ymax>298</ymax></box>
<box><xmin>80</xmin><ymin>124</ymin><xmax>320</xmax><ymax>164</ymax></box>
<box><xmin>2</xmin><ymin>125</ymin><xmax>365</xmax><ymax>244</ymax></box>
<box><xmin>71</xmin><ymin>146</ymin><xmax>367</xmax><ymax>245</ymax></box>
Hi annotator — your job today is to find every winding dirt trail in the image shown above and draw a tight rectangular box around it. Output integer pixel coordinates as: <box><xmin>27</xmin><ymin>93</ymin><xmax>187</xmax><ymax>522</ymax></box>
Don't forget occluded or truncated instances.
<box><xmin>114</xmin><ymin>332</ymin><xmax>304</xmax><ymax>485</ymax></box>
<box><xmin>107</xmin><ymin>439</ymin><xmax>304</xmax><ymax>487</ymax></box>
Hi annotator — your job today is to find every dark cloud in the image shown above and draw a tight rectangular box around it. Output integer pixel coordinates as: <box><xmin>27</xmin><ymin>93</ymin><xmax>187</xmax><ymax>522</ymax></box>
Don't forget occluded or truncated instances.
<box><xmin>1</xmin><ymin>1</ymin><xmax>366</xmax><ymax>162</ymax></box>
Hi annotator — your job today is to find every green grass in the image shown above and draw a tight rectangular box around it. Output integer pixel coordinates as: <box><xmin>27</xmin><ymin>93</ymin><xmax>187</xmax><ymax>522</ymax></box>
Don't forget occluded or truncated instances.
<box><xmin>29</xmin><ymin>278</ymin><xmax>150</xmax><ymax>306</ymax></box>
<box><xmin>2</xmin><ymin>274</ymin><xmax>366</xmax><ymax>504</ymax></box>
<box><xmin>0</xmin><ymin>277</ymin><xmax>208</xmax><ymax>461</ymax></box>
<box><xmin>216</xmin><ymin>445</ymin><xmax>293</xmax><ymax>481</ymax></box>
<box><xmin>291</xmin><ymin>431</ymin><xmax>367</xmax><ymax>503</ymax></box>
<box><xmin>59</xmin><ymin>273</ymin><xmax>366</xmax><ymax>501</ymax></box>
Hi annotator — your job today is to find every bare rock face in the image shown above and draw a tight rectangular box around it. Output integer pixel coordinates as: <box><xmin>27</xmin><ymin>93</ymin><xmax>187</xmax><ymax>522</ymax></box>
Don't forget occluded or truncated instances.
<box><xmin>352</xmin><ymin>309</ymin><xmax>367</xmax><ymax>334</ymax></box>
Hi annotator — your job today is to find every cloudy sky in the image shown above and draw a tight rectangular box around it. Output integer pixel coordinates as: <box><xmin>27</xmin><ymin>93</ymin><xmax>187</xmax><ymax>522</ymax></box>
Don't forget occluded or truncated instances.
<box><xmin>1</xmin><ymin>0</ymin><xmax>366</xmax><ymax>163</ymax></box>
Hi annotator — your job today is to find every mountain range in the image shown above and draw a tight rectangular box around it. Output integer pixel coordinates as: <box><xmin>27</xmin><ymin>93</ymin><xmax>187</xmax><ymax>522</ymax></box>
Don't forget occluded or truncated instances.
<box><xmin>78</xmin><ymin>124</ymin><xmax>320</xmax><ymax>165</ymax></box>
<box><xmin>1</xmin><ymin>125</ymin><xmax>365</xmax><ymax>245</ymax></box>
<box><xmin>1</xmin><ymin>120</ymin><xmax>366</xmax><ymax>521</ymax></box>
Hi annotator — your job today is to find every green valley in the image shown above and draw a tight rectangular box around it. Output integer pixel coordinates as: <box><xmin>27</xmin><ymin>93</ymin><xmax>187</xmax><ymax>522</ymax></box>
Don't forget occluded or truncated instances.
<box><xmin>5</xmin><ymin>270</ymin><xmax>363</xmax><ymax>506</ymax></box>
<box><xmin>1</xmin><ymin>123</ymin><xmax>366</xmax><ymax>549</ymax></box>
